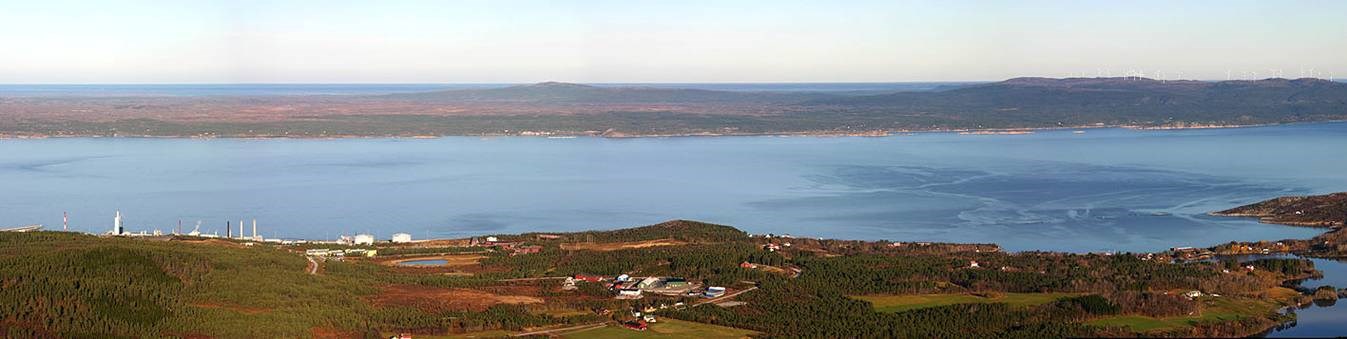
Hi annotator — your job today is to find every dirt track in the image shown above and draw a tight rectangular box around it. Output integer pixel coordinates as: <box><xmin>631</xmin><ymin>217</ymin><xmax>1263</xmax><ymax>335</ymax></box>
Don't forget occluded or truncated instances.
<box><xmin>559</xmin><ymin>238</ymin><xmax>686</xmax><ymax>251</ymax></box>
<box><xmin>369</xmin><ymin>284</ymin><xmax>543</xmax><ymax>312</ymax></box>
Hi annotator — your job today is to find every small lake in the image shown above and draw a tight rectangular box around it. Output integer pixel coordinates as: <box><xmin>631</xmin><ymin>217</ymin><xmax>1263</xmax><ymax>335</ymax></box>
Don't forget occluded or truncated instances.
<box><xmin>2</xmin><ymin>122</ymin><xmax>1346</xmax><ymax>252</ymax></box>
<box><xmin>396</xmin><ymin>259</ymin><xmax>449</xmax><ymax>267</ymax></box>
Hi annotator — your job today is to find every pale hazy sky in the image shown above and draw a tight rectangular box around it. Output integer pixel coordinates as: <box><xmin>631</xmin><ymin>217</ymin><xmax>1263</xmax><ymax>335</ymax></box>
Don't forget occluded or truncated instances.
<box><xmin>1</xmin><ymin>0</ymin><xmax>1344</xmax><ymax>83</ymax></box>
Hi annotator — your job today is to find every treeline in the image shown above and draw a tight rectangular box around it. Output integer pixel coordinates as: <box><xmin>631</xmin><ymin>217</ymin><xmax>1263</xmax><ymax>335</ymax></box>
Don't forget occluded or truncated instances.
<box><xmin>0</xmin><ymin>232</ymin><xmax>589</xmax><ymax>337</ymax></box>
<box><xmin>668</xmin><ymin>282</ymin><xmax>1117</xmax><ymax>338</ymax></box>
<box><xmin>506</xmin><ymin>219</ymin><xmax>749</xmax><ymax>244</ymax></box>
<box><xmin>660</xmin><ymin>247</ymin><xmax>1296</xmax><ymax>338</ymax></box>
<box><xmin>477</xmin><ymin>242</ymin><xmax>774</xmax><ymax>285</ymax></box>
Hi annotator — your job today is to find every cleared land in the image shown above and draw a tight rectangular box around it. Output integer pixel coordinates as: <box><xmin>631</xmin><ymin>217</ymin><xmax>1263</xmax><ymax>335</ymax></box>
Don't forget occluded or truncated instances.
<box><xmin>856</xmin><ymin>292</ymin><xmax>1082</xmax><ymax>313</ymax></box>
<box><xmin>559</xmin><ymin>239</ymin><xmax>686</xmax><ymax>251</ymax></box>
<box><xmin>560</xmin><ymin>318</ymin><xmax>757</xmax><ymax>339</ymax></box>
<box><xmin>1085</xmin><ymin>296</ymin><xmax>1282</xmax><ymax>332</ymax></box>
<box><xmin>368</xmin><ymin>284</ymin><xmax>543</xmax><ymax>312</ymax></box>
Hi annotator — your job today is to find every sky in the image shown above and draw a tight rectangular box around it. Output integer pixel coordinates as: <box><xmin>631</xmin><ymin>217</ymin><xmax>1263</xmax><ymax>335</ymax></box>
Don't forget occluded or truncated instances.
<box><xmin>0</xmin><ymin>0</ymin><xmax>1344</xmax><ymax>83</ymax></box>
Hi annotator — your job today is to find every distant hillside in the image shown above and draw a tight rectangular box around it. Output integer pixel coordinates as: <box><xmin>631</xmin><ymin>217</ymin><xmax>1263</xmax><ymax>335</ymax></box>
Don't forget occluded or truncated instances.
<box><xmin>806</xmin><ymin>77</ymin><xmax>1347</xmax><ymax>128</ymax></box>
<box><xmin>387</xmin><ymin>81</ymin><xmax>839</xmax><ymax>104</ymax></box>
<box><xmin>1214</xmin><ymin>192</ymin><xmax>1347</xmax><ymax>227</ymax></box>
<box><xmin>5</xmin><ymin>77</ymin><xmax>1347</xmax><ymax>137</ymax></box>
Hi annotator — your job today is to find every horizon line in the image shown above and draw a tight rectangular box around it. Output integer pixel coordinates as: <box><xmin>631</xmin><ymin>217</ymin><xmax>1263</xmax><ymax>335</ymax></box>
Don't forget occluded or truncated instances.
<box><xmin>0</xmin><ymin>77</ymin><xmax>1343</xmax><ymax>86</ymax></box>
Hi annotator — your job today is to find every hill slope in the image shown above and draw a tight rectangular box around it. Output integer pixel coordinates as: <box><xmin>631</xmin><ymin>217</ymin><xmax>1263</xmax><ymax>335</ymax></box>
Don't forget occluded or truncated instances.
<box><xmin>1214</xmin><ymin>192</ymin><xmax>1347</xmax><ymax>227</ymax></box>
<box><xmin>4</xmin><ymin>77</ymin><xmax>1347</xmax><ymax>137</ymax></box>
<box><xmin>387</xmin><ymin>82</ymin><xmax>838</xmax><ymax>104</ymax></box>
<box><xmin>806</xmin><ymin>77</ymin><xmax>1347</xmax><ymax>128</ymax></box>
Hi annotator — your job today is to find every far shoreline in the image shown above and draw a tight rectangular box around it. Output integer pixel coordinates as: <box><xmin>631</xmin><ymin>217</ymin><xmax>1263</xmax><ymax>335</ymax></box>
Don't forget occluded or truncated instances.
<box><xmin>3</xmin><ymin>120</ymin><xmax>1343</xmax><ymax>141</ymax></box>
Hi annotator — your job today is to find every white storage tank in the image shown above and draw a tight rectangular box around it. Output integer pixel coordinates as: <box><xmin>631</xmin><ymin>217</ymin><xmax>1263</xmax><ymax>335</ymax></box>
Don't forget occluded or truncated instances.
<box><xmin>391</xmin><ymin>233</ymin><xmax>412</xmax><ymax>243</ymax></box>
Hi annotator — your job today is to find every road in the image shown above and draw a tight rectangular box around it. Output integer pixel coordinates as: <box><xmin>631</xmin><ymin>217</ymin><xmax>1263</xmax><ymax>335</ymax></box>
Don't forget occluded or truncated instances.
<box><xmin>305</xmin><ymin>256</ymin><xmax>320</xmax><ymax>275</ymax></box>
<box><xmin>693</xmin><ymin>286</ymin><xmax>758</xmax><ymax>306</ymax></box>
<box><xmin>511</xmin><ymin>322</ymin><xmax>608</xmax><ymax>337</ymax></box>
<box><xmin>497</xmin><ymin>276</ymin><xmax>567</xmax><ymax>282</ymax></box>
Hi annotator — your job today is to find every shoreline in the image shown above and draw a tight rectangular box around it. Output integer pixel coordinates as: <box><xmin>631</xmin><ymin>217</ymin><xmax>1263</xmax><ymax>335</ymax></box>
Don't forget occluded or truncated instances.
<box><xmin>3</xmin><ymin>120</ymin><xmax>1343</xmax><ymax>140</ymax></box>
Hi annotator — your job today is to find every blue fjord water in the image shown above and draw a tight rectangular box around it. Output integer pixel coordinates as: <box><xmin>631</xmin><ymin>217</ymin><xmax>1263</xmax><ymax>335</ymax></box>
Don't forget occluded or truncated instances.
<box><xmin>2</xmin><ymin>122</ymin><xmax>1345</xmax><ymax>253</ymax></box>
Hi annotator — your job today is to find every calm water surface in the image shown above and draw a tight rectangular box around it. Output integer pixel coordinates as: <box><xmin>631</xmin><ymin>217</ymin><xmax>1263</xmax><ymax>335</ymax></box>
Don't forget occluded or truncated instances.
<box><xmin>1231</xmin><ymin>255</ymin><xmax>1347</xmax><ymax>337</ymax></box>
<box><xmin>3</xmin><ymin>122</ymin><xmax>1346</xmax><ymax>252</ymax></box>
<box><xmin>397</xmin><ymin>259</ymin><xmax>449</xmax><ymax>267</ymax></box>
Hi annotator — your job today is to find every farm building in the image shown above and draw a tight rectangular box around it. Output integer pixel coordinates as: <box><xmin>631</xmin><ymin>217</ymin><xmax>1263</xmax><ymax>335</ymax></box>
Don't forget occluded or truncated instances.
<box><xmin>574</xmin><ymin>274</ymin><xmax>606</xmax><ymax>282</ymax></box>
<box><xmin>663</xmin><ymin>277</ymin><xmax>690</xmax><ymax>288</ymax></box>
<box><xmin>617</xmin><ymin>289</ymin><xmax>643</xmax><ymax>299</ymax></box>
<box><xmin>636</xmin><ymin>277</ymin><xmax>661</xmax><ymax>289</ymax></box>
<box><xmin>511</xmin><ymin>245</ymin><xmax>542</xmax><ymax>256</ymax></box>
<box><xmin>704</xmin><ymin>286</ymin><xmax>727</xmax><ymax>298</ymax></box>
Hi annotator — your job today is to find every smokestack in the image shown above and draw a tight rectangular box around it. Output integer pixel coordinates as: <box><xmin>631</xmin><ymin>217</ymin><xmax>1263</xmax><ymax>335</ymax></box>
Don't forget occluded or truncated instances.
<box><xmin>63</xmin><ymin>212</ymin><xmax>68</xmax><ymax>231</ymax></box>
<box><xmin>238</xmin><ymin>220</ymin><xmax>244</xmax><ymax>239</ymax></box>
<box><xmin>252</xmin><ymin>219</ymin><xmax>257</xmax><ymax>240</ymax></box>
<box><xmin>113</xmin><ymin>210</ymin><xmax>123</xmax><ymax>235</ymax></box>
<box><xmin>227</xmin><ymin>221</ymin><xmax>231</xmax><ymax>238</ymax></box>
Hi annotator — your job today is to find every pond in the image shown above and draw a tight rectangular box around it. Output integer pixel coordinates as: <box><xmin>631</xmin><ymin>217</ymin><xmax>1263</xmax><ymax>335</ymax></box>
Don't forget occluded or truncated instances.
<box><xmin>396</xmin><ymin>259</ymin><xmax>449</xmax><ymax>267</ymax></box>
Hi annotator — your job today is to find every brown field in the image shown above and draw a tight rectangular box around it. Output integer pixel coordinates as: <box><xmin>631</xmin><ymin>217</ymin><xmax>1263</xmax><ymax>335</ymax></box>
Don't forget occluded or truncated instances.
<box><xmin>559</xmin><ymin>238</ymin><xmax>686</xmax><ymax>251</ymax></box>
<box><xmin>369</xmin><ymin>284</ymin><xmax>544</xmax><ymax>312</ymax></box>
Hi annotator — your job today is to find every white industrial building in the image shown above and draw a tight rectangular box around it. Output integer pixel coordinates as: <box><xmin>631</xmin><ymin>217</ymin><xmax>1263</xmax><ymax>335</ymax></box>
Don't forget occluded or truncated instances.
<box><xmin>354</xmin><ymin>234</ymin><xmax>375</xmax><ymax>245</ymax></box>
<box><xmin>391</xmin><ymin>233</ymin><xmax>412</xmax><ymax>243</ymax></box>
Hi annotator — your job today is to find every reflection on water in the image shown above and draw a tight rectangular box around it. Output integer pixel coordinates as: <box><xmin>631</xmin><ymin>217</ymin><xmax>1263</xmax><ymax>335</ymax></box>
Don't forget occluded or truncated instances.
<box><xmin>1263</xmin><ymin>256</ymin><xmax>1347</xmax><ymax>337</ymax></box>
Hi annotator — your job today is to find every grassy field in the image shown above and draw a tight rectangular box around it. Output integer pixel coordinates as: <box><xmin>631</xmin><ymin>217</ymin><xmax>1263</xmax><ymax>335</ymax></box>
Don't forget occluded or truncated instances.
<box><xmin>561</xmin><ymin>319</ymin><xmax>757</xmax><ymax>339</ymax></box>
<box><xmin>1084</xmin><ymin>297</ymin><xmax>1280</xmax><ymax>332</ymax></box>
<box><xmin>855</xmin><ymin>292</ymin><xmax>1082</xmax><ymax>313</ymax></box>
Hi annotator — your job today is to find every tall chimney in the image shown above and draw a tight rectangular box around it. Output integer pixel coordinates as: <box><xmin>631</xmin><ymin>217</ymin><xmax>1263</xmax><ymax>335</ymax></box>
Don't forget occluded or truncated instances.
<box><xmin>252</xmin><ymin>219</ymin><xmax>257</xmax><ymax>240</ymax></box>
<box><xmin>113</xmin><ymin>210</ymin><xmax>123</xmax><ymax>235</ymax></box>
<box><xmin>227</xmin><ymin>221</ymin><xmax>231</xmax><ymax>238</ymax></box>
<box><xmin>238</xmin><ymin>220</ymin><xmax>244</xmax><ymax>239</ymax></box>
